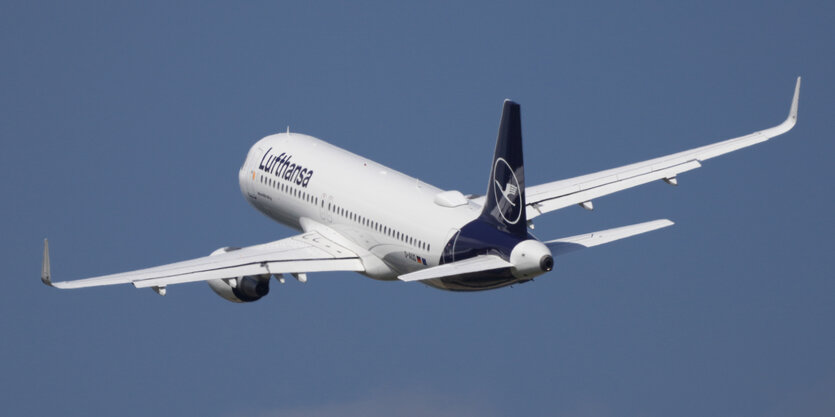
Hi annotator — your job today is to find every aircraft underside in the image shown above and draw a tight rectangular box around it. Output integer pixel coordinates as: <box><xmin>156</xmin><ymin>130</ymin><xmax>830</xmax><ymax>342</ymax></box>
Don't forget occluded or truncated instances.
<box><xmin>423</xmin><ymin>269</ymin><xmax>530</xmax><ymax>291</ymax></box>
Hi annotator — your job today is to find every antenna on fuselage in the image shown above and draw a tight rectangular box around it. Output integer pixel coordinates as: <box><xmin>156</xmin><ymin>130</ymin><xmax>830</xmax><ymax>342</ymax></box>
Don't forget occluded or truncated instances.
<box><xmin>286</xmin><ymin>126</ymin><xmax>290</xmax><ymax>134</ymax></box>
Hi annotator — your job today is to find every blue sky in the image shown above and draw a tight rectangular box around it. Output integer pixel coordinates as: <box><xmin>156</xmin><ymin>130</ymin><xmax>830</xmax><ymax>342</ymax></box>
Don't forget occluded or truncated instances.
<box><xmin>2</xmin><ymin>1</ymin><xmax>834</xmax><ymax>416</ymax></box>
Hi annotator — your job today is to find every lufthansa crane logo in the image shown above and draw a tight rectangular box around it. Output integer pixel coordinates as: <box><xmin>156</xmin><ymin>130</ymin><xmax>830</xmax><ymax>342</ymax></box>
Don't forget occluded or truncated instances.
<box><xmin>492</xmin><ymin>157</ymin><xmax>522</xmax><ymax>224</ymax></box>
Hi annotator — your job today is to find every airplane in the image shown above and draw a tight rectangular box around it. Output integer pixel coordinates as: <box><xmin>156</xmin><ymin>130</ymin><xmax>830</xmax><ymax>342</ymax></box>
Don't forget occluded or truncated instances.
<box><xmin>41</xmin><ymin>77</ymin><xmax>801</xmax><ymax>301</ymax></box>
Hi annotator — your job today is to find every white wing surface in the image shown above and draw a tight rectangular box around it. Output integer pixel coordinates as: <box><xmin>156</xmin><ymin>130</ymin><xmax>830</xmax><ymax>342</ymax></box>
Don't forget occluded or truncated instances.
<box><xmin>523</xmin><ymin>77</ymin><xmax>800</xmax><ymax>219</ymax></box>
<box><xmin>41</xmin><ymin>232</ymin><xmax>365</xmax><ymax>290</ymax></box>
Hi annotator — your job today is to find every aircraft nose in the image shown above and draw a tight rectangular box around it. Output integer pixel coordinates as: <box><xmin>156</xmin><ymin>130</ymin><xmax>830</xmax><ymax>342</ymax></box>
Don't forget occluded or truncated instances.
<box><xmin>238</xmin><ymin>153</ymin><xmax>256</xmax><ymax>198</ymax></box>
<box><xmin>238</xmin><ymin>165</ymin><xmax>248</xmax><ymax>192</ymax></box>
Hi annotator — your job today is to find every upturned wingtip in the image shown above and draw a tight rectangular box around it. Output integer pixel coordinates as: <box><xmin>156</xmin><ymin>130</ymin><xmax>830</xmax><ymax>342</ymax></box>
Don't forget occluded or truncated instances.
<box><xmin>41</xmin><ymin>238</ymin><xmax>52</xmax><ymax>287</ymax></box>
<box><xmin>789</xmin><ymin>76</ymin><xmax>801</xmax><ymax>122</ymax></box>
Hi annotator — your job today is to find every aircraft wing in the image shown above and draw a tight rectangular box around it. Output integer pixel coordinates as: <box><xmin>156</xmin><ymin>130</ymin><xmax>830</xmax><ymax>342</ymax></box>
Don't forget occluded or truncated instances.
<box><xmin>41</xmin><ymin>231</ymin><xmax>365</xmax><ymax>291</ymax></box>
<box><xmin>522</xmin><ymin>77</ymin><xmax>800</xmax><ymax>220</ymax></box>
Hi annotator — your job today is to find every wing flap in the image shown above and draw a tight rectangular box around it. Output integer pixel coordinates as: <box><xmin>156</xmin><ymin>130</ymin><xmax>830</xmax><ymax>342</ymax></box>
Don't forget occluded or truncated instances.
<box><xmin>528</xmin><ymin>160</ymin><xmax>700</xmax><ymax>218</ymax></box>
<box><xmin>398</xmin><ymin>255</ymin><xmax>512</xmax><ymax>282</ymax></box>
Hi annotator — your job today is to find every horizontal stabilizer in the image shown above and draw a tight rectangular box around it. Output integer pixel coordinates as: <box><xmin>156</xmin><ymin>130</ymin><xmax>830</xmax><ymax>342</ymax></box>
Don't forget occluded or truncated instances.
<box><xmin>545</xmin><ymin>219</ymin><xmax>674</xmax><ymax>256</ymax></box>
<box><xmin>398</xmin><ymin>255</ymin><xmax>512</xmax><ymax>282</ymax></box>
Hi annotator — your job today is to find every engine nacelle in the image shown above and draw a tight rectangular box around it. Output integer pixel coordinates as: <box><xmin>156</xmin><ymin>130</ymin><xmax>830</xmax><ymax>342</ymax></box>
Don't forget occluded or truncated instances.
<box><xmin>206</xmin><ymin>247</ymin><xmax>271</xmax><ymax>303</ymax></box>
<box><xmin>208</xmin><ymin>275</ymin><xmax>271</xmax><ymax>303</ymax></box>
<box><xmin>509</xmin><ymin>239</ymin><xmax>554</xmax><ymax>280</ymax></box>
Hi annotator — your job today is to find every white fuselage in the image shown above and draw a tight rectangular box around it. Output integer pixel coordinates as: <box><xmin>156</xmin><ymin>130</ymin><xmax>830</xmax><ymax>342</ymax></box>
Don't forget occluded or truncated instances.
<box><xmin>238</xmin><ymin>133</ymin><xmax>482</xmax><ymax>281</ymax></box>
<box><xmin>40</xmin><ymin>82</ymin><xmax>800</xmax><ymax>297</ymax></box>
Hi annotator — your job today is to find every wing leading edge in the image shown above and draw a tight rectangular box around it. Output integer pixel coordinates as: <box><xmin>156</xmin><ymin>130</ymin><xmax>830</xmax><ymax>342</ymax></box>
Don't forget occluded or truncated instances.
<box><xmin>522</xmin><ymin>77</ymin><xmax>801</xmax><ymax>219</ymax></box>
<box><xmin>41</xmin><ymin>232</ymin><xmax>365</xmax><ymax>291</ymax></box>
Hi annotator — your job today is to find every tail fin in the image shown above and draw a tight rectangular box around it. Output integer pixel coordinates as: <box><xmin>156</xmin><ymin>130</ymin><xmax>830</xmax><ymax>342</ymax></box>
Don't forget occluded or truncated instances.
<box><xmin>479</xmin><ymin>99</ymin><xmax>527</xmax><ymax>238</ymax></box>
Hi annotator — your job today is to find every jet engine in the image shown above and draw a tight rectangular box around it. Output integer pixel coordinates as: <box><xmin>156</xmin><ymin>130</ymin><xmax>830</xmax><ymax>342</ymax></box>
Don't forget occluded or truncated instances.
<box><xmin>206</xmin><ymin>247</ymin><xmax>272</xmax><ymax>303</ymax></box>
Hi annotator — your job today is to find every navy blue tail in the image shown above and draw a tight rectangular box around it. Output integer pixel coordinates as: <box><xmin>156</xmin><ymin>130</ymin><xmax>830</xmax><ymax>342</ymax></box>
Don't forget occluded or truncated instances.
<box><xmin>479</xmin><ymin>99</ymin><xmax>527</xmax><ymax>238</ymax></box>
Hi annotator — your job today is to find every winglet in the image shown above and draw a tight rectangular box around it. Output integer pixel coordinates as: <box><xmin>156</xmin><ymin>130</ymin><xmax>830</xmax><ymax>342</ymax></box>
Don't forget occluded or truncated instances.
<box><xmin>788</xmin><ymin>76</ymin><xmax>801</xmax><ymax>123</ymax></box>
<box><xmin>41</xmin><ymin>238</ymin><xmax>53</xmax><ymax>287</ymax></box>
